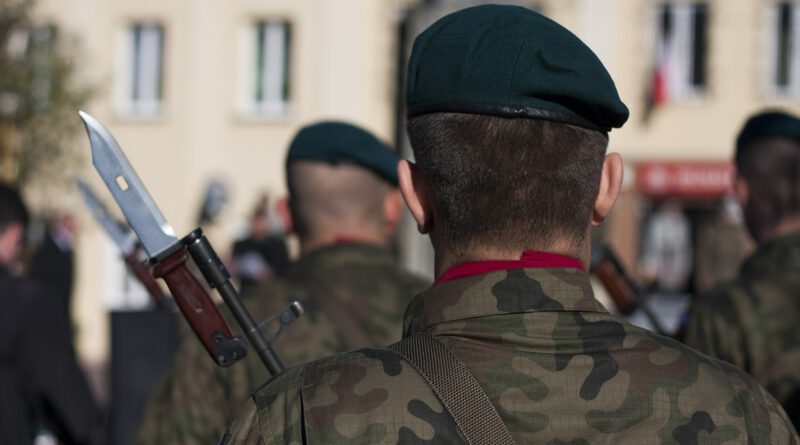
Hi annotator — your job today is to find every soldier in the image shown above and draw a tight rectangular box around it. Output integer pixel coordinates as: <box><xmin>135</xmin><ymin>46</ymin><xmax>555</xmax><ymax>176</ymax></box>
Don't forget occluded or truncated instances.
<box><xmin>223</xmin><ymin>6</ymin><xmax>798</xmax><ymax>444</ymax></box>
<box><xmin>685</xmin><ymin>110</ymin><xmax>800</xmax><ymax>425</ymax></box>
<box><xmin>0</xmin><ymin>183</ymin><xmax>105</xmax><ymax>445</ymax></box>
<box><xmin>138</xmin><ymin>122</ymin><xmax>429</xmax><ymax>444</ymax></box>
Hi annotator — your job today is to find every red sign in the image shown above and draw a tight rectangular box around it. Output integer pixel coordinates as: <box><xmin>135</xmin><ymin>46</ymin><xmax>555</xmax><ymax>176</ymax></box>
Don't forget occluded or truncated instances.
<box><xmin>636</xmin><ymin>162</ymin><xmax>734</xmax><ymax>198</ymax></box>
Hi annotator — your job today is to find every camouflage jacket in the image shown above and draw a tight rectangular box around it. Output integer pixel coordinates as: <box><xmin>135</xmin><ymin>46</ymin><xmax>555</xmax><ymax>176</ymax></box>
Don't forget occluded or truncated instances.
<box><xmin>224</xmin><ymin>267</ymin><xmax>798</xmax><ymax>444</ymax></box>
<box><xmin>685</xmin><ymin>232</ymin><xmax>800</xmax><ymax>407</ymax></box>
<box><xmin>137</xmin><ymin>243</ymin><xmax>428</xmax><ymax>445</ymax></box>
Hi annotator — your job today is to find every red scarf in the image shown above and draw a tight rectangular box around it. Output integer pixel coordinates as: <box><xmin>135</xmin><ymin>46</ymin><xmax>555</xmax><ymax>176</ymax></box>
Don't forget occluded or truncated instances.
<box><xmin>435</xmin><ymin>250</ymin><xmax>583</xmax><ymax>284</ymax></box>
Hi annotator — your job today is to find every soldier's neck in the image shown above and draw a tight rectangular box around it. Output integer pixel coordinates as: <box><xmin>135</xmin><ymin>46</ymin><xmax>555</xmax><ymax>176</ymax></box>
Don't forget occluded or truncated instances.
<box><xmin>300</xmin><ymin>232</ymin><xmax>388</xmax><ymax>255</ymax></box>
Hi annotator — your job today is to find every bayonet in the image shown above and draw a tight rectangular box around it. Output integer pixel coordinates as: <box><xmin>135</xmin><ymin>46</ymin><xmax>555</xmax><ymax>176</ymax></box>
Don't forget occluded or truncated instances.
<box><xmin>79</xmin><ymin>111</ymin><xmax>301</xmax><ymax>373</ymax></box>
<box><xmin>76</xmin><ymin>178</ymin><xmax>137</xmax><ymax>255</ymax></box>
<box><xmin>77</xmin><ymin>178</ymin><xmax>168</xmax><ymax>307</ymax></box>
<box><xmin>80</xmin><ymin>111</ymin><xmax>178</xmax><ymax>261</ymax></box>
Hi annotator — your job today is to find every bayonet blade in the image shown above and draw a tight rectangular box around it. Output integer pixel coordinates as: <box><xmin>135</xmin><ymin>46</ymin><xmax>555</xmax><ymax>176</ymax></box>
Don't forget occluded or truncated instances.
<box><xmin>76</xmin><ymin>178</ymin><xmax>137</xmax><ymax>254</ymax></box>
<box><xmin>79</xmin><ymin>110</ymin><xmax>178</xmax><ymax>260</ymax></box>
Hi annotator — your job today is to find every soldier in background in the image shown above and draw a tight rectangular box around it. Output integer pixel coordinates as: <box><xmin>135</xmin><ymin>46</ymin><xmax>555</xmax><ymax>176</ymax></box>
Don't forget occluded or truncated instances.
<box><xmin>686</xmin><ymin>110</ymin><xmax>800</xmax><ymax>426</ymax></box>
<box><xmin>137</xmin><ymin>121</ymin><xmax>429</xmax><ymax>445</ymax></box>
<box><xmin>230</xmin><ymin>195</ymin><xmax>290</xmax><ymax>295</ymax></box>
<box><xmin>0</xmin><ymin>183</ymin><xmax>105</xmax><ymax>445</ymax></box>
<box><xmin>224</xmin><ymin>6</ymin><xmax>797</xmax><ymax>443</ymax></box>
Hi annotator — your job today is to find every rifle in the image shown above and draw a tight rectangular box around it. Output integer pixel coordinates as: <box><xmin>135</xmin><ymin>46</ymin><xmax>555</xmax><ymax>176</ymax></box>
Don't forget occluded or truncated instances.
<box><xmin>77</xmin><ymin>178</ymin><xmax>169</xmax><ymax>308</ymax></box>
<box><xmin>589</xmin><ymin>244</ymin><xmax>667</xmax><ymax>336</ymax></box>
<box><xmin>79</xmin><ymin>111</ymin><xmax>302</xmax><ymax>374</ymax></box>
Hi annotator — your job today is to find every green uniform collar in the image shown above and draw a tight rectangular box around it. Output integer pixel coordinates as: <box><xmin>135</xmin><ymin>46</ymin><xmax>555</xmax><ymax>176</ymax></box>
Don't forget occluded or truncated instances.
<box><xmin>405</xmin><ymin>268</ymin><xmax>607</xmax><ymax>332</ymax></box>
<box><xmin>288</xmin><ymin>242</ymin><xmax>395</xmax><ymax>277</ymax></box>
<box><xmin>741</xmin><ymin>231</ymin><xmax>800</xmax><ymax>276</ymax></box>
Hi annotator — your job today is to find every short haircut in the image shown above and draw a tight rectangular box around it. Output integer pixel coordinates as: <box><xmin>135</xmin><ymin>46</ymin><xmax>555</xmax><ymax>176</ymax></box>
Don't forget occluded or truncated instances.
<box><xmin>286</xmin><ymin>161</ymin><xmax>391</xmax><ymax>239</ymax></box>
<box><xmin>407</xmin><ymin>113</ymin><xmax>609</xmax><ymax>254</ymax></box>
<box><xmin>735</xmin><ymin>136</ymin><xmax>800</xmax><ymax>237</ymax></box>
<box><xmin>0</xmin><ymin>182</ymin><xmax>29</xmax><ymax>231</ymax></box>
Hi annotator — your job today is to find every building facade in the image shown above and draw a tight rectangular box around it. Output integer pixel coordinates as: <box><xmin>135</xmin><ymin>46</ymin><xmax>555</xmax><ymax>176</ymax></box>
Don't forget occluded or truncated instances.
<box><xmin>27</xmin><ymin>0</ymin><xmax>800</xmax><ymax>368</ymax></box>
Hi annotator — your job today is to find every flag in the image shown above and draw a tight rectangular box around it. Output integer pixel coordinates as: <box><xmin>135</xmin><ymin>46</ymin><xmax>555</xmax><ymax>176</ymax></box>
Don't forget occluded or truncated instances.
<box><xmin>643</xmin><ymin>4</ymin><xmax>705</xmax><ymax>124</ymax></box>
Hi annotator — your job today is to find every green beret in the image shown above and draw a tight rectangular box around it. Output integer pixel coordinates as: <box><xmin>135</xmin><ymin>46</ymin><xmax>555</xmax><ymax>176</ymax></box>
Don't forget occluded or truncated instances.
<box><xmin>286</xmin><ymin>121</ymin><xmax>399</xmax><ymax>185</ymax></box>
<box><xmin>736</xmin><ymin>110</ymin><xmax>800</xmax><ymax>152</ymax></box>
<box><xmin>406</xmin><ymin>5</ymin><xmax>629</xmax><ymax>132</ymax></box>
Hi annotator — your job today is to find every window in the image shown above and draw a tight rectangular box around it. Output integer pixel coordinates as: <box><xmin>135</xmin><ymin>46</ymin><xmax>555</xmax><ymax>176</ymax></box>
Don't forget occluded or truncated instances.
<box><xmin>654</xmin><ymin>3</ymin><xmax>709</xmax><ymax>101</ymax></box>
<box><xmin>766</xmin><ymin>2</ymin><xmax>800</xmax><ymax>97</ymax></box>
<box><xmin>117</xmin><ymin>24</ymin><xmax>164</xmax><ymax>117</ymax></box>
<box><xmin>239</xmin><ymin>21</ymin><xmax>291</xmax><ymax>117</ymax></box>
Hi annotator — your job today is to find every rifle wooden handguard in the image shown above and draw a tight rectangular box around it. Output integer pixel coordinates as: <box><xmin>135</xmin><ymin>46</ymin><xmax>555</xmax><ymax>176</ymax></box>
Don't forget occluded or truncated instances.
<box><xmin>152</xmin><ymin>248</ymin><xmax>246</xmax><ymax>367</ymax></box>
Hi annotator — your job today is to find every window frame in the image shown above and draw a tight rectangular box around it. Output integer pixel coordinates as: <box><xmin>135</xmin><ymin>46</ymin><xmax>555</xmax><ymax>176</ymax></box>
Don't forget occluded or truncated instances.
<box><xmin>763</xmin><ymin>1</ymin><xmax>800</xmax><ymax>99</ymax></box>
<box><xmin>236</xmin><ymin>19</ymin><xmax>293</xmax><ymax>120</ymax></box>
<box><xmin>115</xmin><ymin>22</ymin><xmax>166</xmax><ymax>119</ymax></box>
<box><xmin>653</xmin><ymin>1</ymin><xmax>711</xmax><ymax>103</ymax></box>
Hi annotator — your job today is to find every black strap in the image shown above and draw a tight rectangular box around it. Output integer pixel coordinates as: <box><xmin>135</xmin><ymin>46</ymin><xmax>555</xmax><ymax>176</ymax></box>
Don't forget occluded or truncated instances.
<box><xmin>389</xmin><ymin>333</ymin><xmax>516</xmax><ymax>445</ymax></box>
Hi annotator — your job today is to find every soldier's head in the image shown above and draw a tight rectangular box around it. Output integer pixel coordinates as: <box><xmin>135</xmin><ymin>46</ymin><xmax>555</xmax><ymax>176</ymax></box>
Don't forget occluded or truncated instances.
<box><xmin>399</xmin><ymin>5</ymin><xmax>628</xmax><ymax>273</ymax></box>
<box><xmin>734</xmin><ymin>110</ymin><xmax>800</xmax><ymax>243</ymax></box>
<box><xmin>285</xmin><ymin>122</ymin><xmax>402</xmax><ymax>253</ymax></box>
<box><xmin>0</xmin><ymin>182</ymin><xmax>29</xmax><ymax>266</ymax></box>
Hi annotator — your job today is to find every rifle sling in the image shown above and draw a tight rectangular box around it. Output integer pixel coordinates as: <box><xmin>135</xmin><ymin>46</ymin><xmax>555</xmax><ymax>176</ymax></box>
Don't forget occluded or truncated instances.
<box><xmin>388</xmin><ymin>332</ymin><xmax>516</xmax><ymax>445</ymax></box>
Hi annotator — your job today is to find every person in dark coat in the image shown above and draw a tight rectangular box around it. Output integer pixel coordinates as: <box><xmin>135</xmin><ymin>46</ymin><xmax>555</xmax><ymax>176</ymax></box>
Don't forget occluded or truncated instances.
<box><xmin>29</xmin><ymin>213</ymin><xmax>77</xmax><ymax>330</ymax></box>
<box><xmin>0</xmin><ymin>182</ymin><xmax>105</xmax><ymax>445</ymax></box>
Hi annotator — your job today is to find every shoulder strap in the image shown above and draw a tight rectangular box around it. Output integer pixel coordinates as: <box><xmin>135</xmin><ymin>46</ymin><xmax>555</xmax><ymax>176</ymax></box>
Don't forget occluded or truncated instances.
<box><xmin>389</xmin><ymin>332</ymin><xmax>516</xmax><ymax>445</ymax></box>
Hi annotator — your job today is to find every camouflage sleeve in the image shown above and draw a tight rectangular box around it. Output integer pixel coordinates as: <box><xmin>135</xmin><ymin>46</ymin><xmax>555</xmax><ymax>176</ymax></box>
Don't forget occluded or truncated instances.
<box><xmin>716</xmin><ymin>359</ymin><xmax>799</xmax><ymax>443</ymax></box>
<box><xmin>220</xmin><ymin>399</ymin><xmax>266</xmax><ymax>445</ymax></box>
<box><xmin>223</xmin><ymin>366</ymin><xmax>306</xmax><ymax>445</ymax></box>
<box><xmin>137</xmin><ymin>329</ymin><xmax>248</xmax><ymax>445</ymax></box>
<box><xmin>684</xmin><ymin>291</ymin><xmax>749</xmax><ymax>370</ymax></box>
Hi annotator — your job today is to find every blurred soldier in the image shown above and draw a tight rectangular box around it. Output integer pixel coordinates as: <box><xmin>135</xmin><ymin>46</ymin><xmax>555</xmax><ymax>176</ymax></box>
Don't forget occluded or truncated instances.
<box><xmin>0</xmin><ymin>183</ymin><xmax>105</xmax><ymax>445</ymax></box>
<box><xmin>224</xmin><ymin>6</ymin><xmax>797</xmax><ymax>443</ymax></box>
<box><xmin>137</xmin><ymin>122</ymin><xmax>429</xmax><ymax>444</ymax></box>
<box><xmin>686</xmin><ymin>110</ymin><xmax>800</xmax><ymax>425</ymax></box>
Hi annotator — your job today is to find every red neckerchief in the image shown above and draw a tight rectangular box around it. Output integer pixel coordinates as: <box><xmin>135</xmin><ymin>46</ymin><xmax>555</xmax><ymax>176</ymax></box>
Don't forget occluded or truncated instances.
<box><xmin>435</xmin><ymin>250</ymin><xmax>584</xmax><ymax>284</ymax></box>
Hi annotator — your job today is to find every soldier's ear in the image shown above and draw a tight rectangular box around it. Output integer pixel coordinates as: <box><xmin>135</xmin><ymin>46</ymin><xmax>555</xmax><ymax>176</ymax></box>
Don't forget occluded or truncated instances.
<box><xmin>398</xmin><ymin>160</ymin><xmax>433</xmax><ymax>234</ymax></box>
<box><xmin>592</xmin><ymin>153</ymin><xmax>623</xmax><ymax>227</ymax></box>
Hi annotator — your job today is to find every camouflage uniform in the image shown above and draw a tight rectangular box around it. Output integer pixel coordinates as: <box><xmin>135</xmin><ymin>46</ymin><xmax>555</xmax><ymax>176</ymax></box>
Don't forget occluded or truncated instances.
<box><xmin>137</xmin><ymin>243</ymin><xmax>429</xmax><ymax>445</ymax></box>
<box><xmin>224</xmin><ymin>267</ymin><xmax>798</xmax><ymax>444</ymax></box>
<box><xmin>685</xmin><ymin>232</ymin><xmax>800</xmax><ymax>408</ymax></box>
